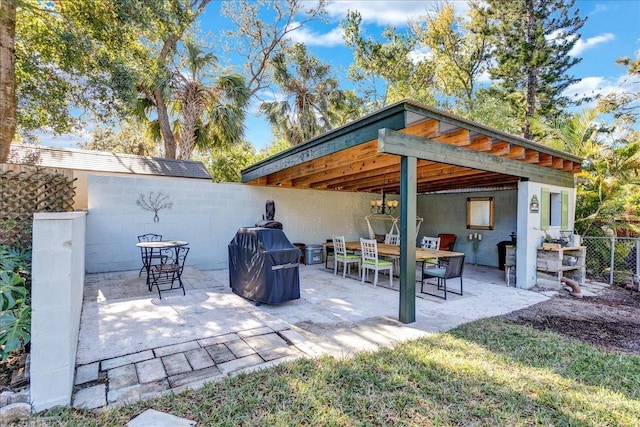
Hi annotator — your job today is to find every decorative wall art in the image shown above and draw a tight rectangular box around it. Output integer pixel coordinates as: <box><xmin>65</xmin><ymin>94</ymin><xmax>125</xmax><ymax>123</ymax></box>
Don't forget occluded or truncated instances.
<box><xmin>136</xmin><ymin>192</ymin><xmax>173</xmax><ymax>222</ymax></box>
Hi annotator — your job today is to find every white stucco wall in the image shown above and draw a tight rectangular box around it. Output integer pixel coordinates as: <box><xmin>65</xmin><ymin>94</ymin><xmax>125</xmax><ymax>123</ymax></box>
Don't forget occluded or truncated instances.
<box><xmin>517</xmin><ymin>181</ymin><xmax>576</xmax><ymax>288</ymax></box>
<box><xmin>85</xmin><ymin>175</ymin><xmax>374</xmax><ymax>273</ymax></box>
<box><xmin>30</xmin><ymin>211</ymin><xmax>86</xmax><ymax>412</ymax></box>
<box><xmin>70</xmin><ymin>170</ymin><xmax>203</xmax><ymax>210</ymax></box>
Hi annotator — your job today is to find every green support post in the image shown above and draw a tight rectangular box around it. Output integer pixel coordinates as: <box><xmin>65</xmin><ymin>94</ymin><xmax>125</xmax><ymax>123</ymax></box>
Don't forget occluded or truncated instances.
<box><xmin>399</xmin><ymin>155</ymin><xmax>417</xmax><ymax>323</ymax></box>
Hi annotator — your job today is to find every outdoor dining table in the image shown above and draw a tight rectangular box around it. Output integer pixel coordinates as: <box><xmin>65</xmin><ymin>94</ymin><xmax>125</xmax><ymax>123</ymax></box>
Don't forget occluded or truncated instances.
<box><xmin>341</xmin><ymin>241</ymin><xmax>464</xmax><ymax>262</ymax></box>
<box><xmin>136</xmin><ymin>240</ymin><xmax>189</xmax><ymax>290</ymax></box>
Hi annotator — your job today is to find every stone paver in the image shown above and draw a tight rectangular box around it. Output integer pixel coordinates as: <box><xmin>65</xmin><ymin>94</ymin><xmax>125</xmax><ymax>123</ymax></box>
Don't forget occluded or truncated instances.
<box><xmin>128</xmin><ymin>408</ymin><xmax>196</xmax><ymax>427</ymax></box>
<box><xmin>162</xmin><ymin>352</ymin><xmax>192</xmax><ymax>376</ymax></box>
<box><xmin>278</xmin><ymin>329</ymin><xmax>307</xmax><ymax>345</ymax></box>
<box><xmin>237</xmin><ymin>327</ymin><xmax>273</xmax><ymax>338</ymax></box>
<box><xmin>168</xmin><ymin>366</ymin><xmax>223</xmax><ymax>388</ymax></box>
<box><xmin>154</xmin><ymin>341</ymin><xmax>200</xmax><ymax>358</ymax></box>
<box><xmin>197</xmin><ymin>333</ymin><xmax>240</xmax><ymax>347</ymax></box>
<box><xmin>259</xmin><ymin>346</ymin><xmax>304</xmax><ymax>362</ymax></box>
<box><xmin>77</xmin><ymin>264</ymin><xmax>554</xmax><ymax>409</ymax></box>
<box><xmin>108</xmin><ymin>364</ymin><xmax>138</xmax><ymax>390</ymax></box>
<box><xmin>107</xmin><ymin>385</ymin><xmax>141</xmax><ymax>405</ymax></box>
<box><xmin>205</xmin><ymin>343</ymin><xmax>236</xmax><ymax>363</ymax></box>
<box><xmin>139</xmin><ymin>379</ymin><xmax>172</xmax><ymax>400</ymax></box>
<box><xmin>243</xmin><ymin>333</ymin><xmax>289</xmax><ymax>351</ymax></box>
<box><xmin>136</xmin><ymin>358</ymin><xmax>166</xmax><ymax>384</ymax></box>
<box><xmin>73</xmin><ymin>384</ymin><xmax>106</xmax><ymax>409</ymax></box>
<box><xmin>185</xmin><ymin>348</ymin><xmax>215</xmax><ymax>370</ymax></box>
<box><xmin>101</xmin><ymin>350</ymin><xmax>154</xmax><ymax>371</ymax></box>
<box><xmin>226</xmin><ymin>339</ymin><xmax>256</xmax><ymax>358</ymax></box>
<box><xmin>75</xmin><ymin>362</ymin><xmax>99</xmax><ymax>385</ymax></box>
<box><xmin>217</xmin><ymin>354</ymin><xmax>264</xmax><ymax>375</ymax></box>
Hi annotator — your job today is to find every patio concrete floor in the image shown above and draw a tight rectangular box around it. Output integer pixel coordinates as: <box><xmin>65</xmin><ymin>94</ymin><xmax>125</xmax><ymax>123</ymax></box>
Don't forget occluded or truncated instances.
<box><xmin>74</xmin><ymin>262</ymin><xmax>551</xmax><ymax>409</ymax></box>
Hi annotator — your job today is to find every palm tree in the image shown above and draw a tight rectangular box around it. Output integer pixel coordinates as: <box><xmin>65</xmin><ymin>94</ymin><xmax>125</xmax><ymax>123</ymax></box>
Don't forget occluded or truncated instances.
<box><xmin>260</xmin><ymin>43</ymin><xmax>350</xmax><ymax>146</ymax></box>
<box><xmin>534</xmin><ymin>110</ymin><xmax>640</xmax><ymax>235</ymax></box>
<box><xmin>172</xmin><ymin>41</ymin><xmax>249</xmax><ymax>160</ymax></box>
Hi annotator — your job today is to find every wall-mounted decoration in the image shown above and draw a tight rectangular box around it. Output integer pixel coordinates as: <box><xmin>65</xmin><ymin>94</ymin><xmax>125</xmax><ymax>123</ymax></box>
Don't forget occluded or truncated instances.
<box><xmin>467</xmin><ymin>197</ymin><xmax>494</xmax><ymax>230</ymax></box>
<box><xmin>136</xmin><ymin>192</ymin><xmax>173</xmax><ymax>223</ymax></box>
<box><xmin>529</xmin><ymin>194</ymin><xmax>539</xmax><ymax>213</ymax></box>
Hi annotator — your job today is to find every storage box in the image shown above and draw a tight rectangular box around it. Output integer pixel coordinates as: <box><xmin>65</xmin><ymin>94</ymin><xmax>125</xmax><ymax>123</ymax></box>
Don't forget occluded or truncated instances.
<box><xmin>305</xmin><ymin>244</ymin><xmax>323</xmax><ymax>265</ymax></box>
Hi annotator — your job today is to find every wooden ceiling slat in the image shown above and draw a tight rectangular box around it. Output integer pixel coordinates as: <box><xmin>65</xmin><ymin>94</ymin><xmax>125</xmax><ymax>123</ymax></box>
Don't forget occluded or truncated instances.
<box><xmin>506</xmin><ymin>146</ymin><xmax>526</xmax><ymax>159</ymax></box>
<box><xmin>292</xmin><ymin>154</ymin><xmax>398</xmax><ymax>187</ymax></box>
<box><xmin>552</xmin><ymin>157</ymin><xmax>564</xmax><ymax>169</ymax></box>
<box><xmin>433</xmin><ymin>128</ymin><xmax>471</xmax><ymax>146</ymax></box>
<box><xmin>525</xmin><ymin>149</ymin><xmax>540</xmax><ymax>163</ymax></box>
<box><xmin>403</xmin><ymin>119</ymin><xmax>439</xmax><ymax>138</ymax></box>
<box><xmin>562</xmin><ymin>160</ymin><xmax>575</xmax><ymax>172</ymax></box>
<box><xmin>488</xmin><ymin>141</ymin><xmax>510</xmax><ymax>156</ymax></box>
<box><xmin>538</xmin><ymin>153</ymin><xmax>553</xmax><ymax>166</ymax></box>
<box><xmin>469</xmin><ymin>135</ymin><xmax>492</xmax><ymax>151</ymax></box>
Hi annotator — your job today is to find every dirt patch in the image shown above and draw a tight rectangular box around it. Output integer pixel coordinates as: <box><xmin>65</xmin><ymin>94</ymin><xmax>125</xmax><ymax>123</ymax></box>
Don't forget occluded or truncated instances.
<box><xmin>0</xmin><ymin>347</ymin><xmax>29</xmax><ymax>393</ymax></box>
<box><xmin>504</xmin><ymin>286</ymin><xmax>640</xmax><ymax>355</ymax></box>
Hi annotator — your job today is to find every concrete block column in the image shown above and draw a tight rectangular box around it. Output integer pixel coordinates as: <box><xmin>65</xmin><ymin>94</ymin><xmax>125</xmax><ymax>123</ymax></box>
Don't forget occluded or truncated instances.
<box><xmin>30</xmin><ymin>212</ymin><xmax>86</xmax><ymax>412</ymax></box>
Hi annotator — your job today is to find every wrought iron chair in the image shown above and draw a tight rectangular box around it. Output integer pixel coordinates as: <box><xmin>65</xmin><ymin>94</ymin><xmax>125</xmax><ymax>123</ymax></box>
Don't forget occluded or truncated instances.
<box><xmin>421</xmin><ymin>254</ymin><xmax>465</xmax><ymax>300</ymax></box>
<box><xmin>137</xmin><ymin>233</ymin><xmax>163</xmax><ymax>278</ymax></box>
<box><xmin>332</xmin><ymin>235</ymin><xmax>361</xmax><ymax>278</ymax></box>
<box><xmin>149</xmin><ymin>246</ymin><xmax>189</xmax><ymax>299</ymax></box>
<box><xmin>360</xmin><ymin>238</ymin><xmax>393</xmax><ymax>287</ymax></box>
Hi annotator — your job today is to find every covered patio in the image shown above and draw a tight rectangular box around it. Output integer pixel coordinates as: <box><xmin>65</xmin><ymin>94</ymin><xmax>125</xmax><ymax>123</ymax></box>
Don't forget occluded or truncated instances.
<box><xmin>73</xmin><ymin>263</ymin><xmax>550</xmax><ymax>408</ymax></box>
<box><xmin>242</xmin><ymin>100</ymin><xmax>582</xmax><ymax>323</ymax></box>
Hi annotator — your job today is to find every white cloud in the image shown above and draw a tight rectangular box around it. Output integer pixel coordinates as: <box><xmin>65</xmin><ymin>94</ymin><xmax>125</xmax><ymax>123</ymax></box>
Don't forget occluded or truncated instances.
<box><xmin>326</xmin><ymin>1</ymin><xmax>444</xmax><ymax>26</ymax></box>
<box><xmin>476</xmin><ymin>70</ymin><xmax>492</xmax><ymax>84</ymax></box>
<box><xmin>564</xmin><ymin>73</ymin><xmax>639</xmax><ymax>106</ymax></box>
<box><xmin>408</xmin><ymin>46</ymin><xmax>432</xmax><ymax>63</ymax></box>
<box><xmin>569</xmin><ymin>33</ymin><xmax>615</xmax><ymax>56</ymax></box>
<box><xmin>287</xmin><ymin>24</ymin><xmax>345</xmax><ymax>47</ymax></box>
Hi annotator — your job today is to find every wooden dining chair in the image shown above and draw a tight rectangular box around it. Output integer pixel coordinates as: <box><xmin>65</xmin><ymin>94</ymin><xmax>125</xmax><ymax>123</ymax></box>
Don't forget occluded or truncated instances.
<box><xmin>420</xmin><ymin>236</ymin><xmax>441</xmax><ymax>271</ymax></box>
<box><xmin>332</xmin><ymin>235</ymin><xmax>361</xmax><ymax>278</ymax></box>
<box><xmin>360</xmin><ymin>238</ymin><xmax>393</xmax><ymax>287</ymax></box>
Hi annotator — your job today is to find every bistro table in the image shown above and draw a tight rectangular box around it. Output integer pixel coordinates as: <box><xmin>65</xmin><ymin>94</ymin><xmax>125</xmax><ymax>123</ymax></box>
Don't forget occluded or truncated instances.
<box><xmin>136</xmin><ymin>240</ymin><xmax>189</xmax><ymax>290</ymax></box>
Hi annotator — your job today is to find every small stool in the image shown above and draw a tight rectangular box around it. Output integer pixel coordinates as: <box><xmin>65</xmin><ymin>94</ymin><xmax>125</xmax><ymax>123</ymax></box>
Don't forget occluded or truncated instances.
<box><xmin>504</xmin><ymin>263</ymin><xmax>515</xmax><ymax>286</ymax></box>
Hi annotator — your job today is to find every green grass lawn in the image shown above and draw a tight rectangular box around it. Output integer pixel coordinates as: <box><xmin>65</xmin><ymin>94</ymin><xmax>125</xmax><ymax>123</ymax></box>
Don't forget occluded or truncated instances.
<box><xmin>28</xmin><ymin>318</ymin><xmax>640</xmax><ymax>426</ymax></box>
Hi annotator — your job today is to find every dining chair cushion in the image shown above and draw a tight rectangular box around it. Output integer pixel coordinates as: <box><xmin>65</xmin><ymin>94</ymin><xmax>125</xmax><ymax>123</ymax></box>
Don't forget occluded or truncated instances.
<box><xmin>337</xmin><ymin>254</ymin><xmax>361</xmax><ymax>260</ymax></box>
<box><xmin>363</xmin><ymin>258</ymin><xmax>393</xmax><ymax>266</ymax></box>
<box><xmin>422</xmin><ymin>267</ymin><xmax>446</xmax><ymax>279</ymax></box>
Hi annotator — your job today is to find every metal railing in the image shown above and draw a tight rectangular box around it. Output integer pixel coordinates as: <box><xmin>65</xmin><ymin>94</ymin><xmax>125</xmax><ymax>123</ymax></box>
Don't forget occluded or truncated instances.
<box><xmin>582</xmin><ymin>236</ymin><xmax>639</xmax><ymax>285</ymax></box>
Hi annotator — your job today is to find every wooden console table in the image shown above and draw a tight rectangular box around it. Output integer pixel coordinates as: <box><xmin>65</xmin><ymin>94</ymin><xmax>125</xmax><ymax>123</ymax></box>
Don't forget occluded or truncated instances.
<box><xmin>536</xmin><ymin>245</ymin><xmax>586</xmax><ymax>290</ymax></box>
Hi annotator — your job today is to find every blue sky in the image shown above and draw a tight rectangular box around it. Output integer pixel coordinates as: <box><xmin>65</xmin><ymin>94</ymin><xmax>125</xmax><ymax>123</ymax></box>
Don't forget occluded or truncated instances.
<box><xmin>40</xmin><ymin>0</ymin><xmax>640</xmax><ymax>151</ymax></box>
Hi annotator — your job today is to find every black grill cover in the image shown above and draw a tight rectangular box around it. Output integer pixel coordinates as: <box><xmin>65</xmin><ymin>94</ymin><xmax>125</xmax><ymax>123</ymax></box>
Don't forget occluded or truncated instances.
<box><xmin>228</xmin><ymin>227</ymin><xmax>301</xmax><ymax>304</ymax></box>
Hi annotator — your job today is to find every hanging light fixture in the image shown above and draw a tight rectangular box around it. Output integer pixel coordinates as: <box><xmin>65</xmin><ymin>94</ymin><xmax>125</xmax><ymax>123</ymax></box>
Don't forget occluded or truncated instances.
<box><xmin>370</xmin><ymin>189</ymin><xmax>399</xmax><ymax>215</ymax></box>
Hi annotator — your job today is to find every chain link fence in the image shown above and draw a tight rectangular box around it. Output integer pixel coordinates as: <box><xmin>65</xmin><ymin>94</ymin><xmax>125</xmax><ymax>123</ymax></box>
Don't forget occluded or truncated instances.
<box><xmin>582</xmin><ymin>236</ymin><xmax>640</xmax><ymax>285</ymax></box>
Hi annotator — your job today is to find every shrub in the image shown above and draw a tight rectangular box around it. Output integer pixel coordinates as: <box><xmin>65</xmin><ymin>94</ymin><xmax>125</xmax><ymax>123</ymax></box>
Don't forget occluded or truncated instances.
<box><xmin>0</xmin><ymin>245</ymin><xmax>32</xmax><ymax>361</ymax></box>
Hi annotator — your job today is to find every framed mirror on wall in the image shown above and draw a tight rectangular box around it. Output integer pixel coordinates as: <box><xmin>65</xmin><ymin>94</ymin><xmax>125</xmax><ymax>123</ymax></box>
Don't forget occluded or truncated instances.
<box><xmin>467</xmin><ymin>197</ymin><xmax>494</xmax><ymax>230</ymax></box>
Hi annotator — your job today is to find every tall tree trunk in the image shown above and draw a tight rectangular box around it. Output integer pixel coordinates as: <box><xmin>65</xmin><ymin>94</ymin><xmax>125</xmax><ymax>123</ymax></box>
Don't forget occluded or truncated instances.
<box><xmin>154</xmin><ymin>87</ymin><xmax>176</xmax><ymax>159</ymax></box>
<box><xmin>0</xmin><ymin>0</ymin><xmax>16</xmax><ymax>163</ymax></box>
<box><xmin>523</xmin><ymin>0</ymin><xmax>536</xmax><ymax>140</ymax></box>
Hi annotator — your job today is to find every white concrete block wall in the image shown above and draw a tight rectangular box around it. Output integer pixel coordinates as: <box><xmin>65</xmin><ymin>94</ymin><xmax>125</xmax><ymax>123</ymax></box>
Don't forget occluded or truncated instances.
<box><xmin>30</xmin><ymin>212</ymin><xmax>86</xmax><ymax>412</ymax></box>
<box><xmin>86</xmin><ymin>175</ymin><xmax>373</xmax><ymax>273</ymax></box>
